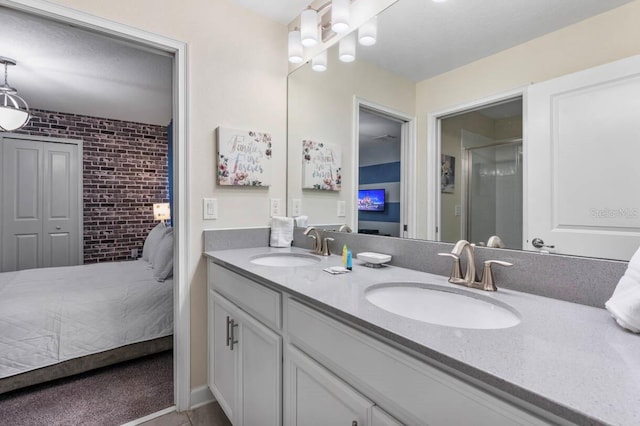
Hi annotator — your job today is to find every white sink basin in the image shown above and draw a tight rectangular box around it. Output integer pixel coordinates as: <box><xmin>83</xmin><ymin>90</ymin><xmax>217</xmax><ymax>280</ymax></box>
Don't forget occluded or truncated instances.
<box><xmin>250</xmin><ymin>253</ymin><xmax>321</xmax><ymax>267</ymax></box>
<box><xmin>365</xmin><ymin>283</ymin><xmax>520</xmax><ymax>330</ymax></box>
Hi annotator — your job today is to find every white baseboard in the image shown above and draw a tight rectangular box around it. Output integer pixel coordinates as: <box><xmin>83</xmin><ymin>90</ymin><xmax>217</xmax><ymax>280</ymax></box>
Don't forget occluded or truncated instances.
<box><xmin>190</xmin><ymin>385</ymin><xmax>215</xmax><ymax>409</ymax></box>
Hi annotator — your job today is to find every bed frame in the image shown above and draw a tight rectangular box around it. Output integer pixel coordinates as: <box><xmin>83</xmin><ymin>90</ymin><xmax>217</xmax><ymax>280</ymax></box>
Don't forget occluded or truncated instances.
<box><xmin>0</xmin><ymin>335</ymin><xmax>173</xmax><ymax>395</ymax></box>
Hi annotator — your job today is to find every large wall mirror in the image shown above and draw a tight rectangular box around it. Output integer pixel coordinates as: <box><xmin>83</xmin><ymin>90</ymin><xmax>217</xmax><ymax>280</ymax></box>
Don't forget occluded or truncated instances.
<box><xmin>287</xmin><ymin>0</ymin><xmax>640</xmax><ymax>261</ymax></box>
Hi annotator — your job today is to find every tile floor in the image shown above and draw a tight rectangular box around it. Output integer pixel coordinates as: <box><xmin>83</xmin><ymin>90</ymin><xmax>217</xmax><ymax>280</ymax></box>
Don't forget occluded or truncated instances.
<box><xmin>140</xmin><ymin>402</ymin><xmax>231</xmax><ymax>426</ymax></box>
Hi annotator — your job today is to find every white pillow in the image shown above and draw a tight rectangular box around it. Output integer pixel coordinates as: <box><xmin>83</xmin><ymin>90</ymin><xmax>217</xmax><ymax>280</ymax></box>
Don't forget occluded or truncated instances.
<box><xmin>142</xmin><ymin>222</ymin><xmax>168</xmax><ymax>262</ymax></box>
<box><xmin>152</xmin><ymin>228</ymin><xmax>174</xmax><ymax>282</ymax></box>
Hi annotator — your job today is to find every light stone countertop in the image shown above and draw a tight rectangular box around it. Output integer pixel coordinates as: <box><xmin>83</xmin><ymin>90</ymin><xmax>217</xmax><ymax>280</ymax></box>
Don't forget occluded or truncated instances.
<box><xmin>204</xmin><ymin>246</ymin><xmax>640</xmax><ymax>426</ymax></box>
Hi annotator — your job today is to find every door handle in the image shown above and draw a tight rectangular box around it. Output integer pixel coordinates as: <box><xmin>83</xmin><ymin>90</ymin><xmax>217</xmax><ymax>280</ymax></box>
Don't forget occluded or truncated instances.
<box><xmin>55</xmin><ymin>226</ymin><xmax>61</xmax><ymax>230</ymax></box>
<box><xmin>229</xmin><ymin>319</ymin><xmax>238</xmax><ymax>351</ymax></box>
<box><xmin>531</xmin><ymin>238</ymin><xmax>554</xmax><ymax>249</ymax></box>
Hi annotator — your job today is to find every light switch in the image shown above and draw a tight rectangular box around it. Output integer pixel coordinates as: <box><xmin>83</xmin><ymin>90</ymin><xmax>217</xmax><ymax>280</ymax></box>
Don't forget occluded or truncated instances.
<box><xmin>454</xmin><ymin>205</ymin><xmax>462</xmax><ymax>217</ymax></box>
<box><xmin>337</xmin><ymin>200</ymin><xmax>346</xmax><ymax>217</ymax></box>
<box><xmin>292</xmin><ymin>199</ymin><xmax>302</xmax><ymax>217</ymax></box>
<box><xmin>270</xmin><ymin>198</ymin><xmax>281</xmax><ymax>217</ymax></box>
<box><xmin>203</xmin><ymin>198</ymin><xmax>218</xmax><ymax>220</ymax></box>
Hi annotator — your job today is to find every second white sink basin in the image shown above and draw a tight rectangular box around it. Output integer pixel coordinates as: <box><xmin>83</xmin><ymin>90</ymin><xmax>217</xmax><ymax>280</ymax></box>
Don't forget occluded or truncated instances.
<box><xmin>365</xmin><ymin>283</ymin><xmax>520</xmax><ymax>330</ymax></box>
<box><xmin>250</xmin><ymin>253</ymin><xmax>321</xmax><ymax>267</ymax></box>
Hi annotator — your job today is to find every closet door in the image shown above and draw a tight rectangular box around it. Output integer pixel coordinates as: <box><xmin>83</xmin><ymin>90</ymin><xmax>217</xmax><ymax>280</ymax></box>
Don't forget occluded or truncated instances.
<box><xmin>2</xmin><ymin>138</ymin><xmax>44</xmax><ymax>271</ymax></box>
<box><xmin>1</xmin><ymin>136</ymin><xmax>81</xmax><ymax>271</ymax></box>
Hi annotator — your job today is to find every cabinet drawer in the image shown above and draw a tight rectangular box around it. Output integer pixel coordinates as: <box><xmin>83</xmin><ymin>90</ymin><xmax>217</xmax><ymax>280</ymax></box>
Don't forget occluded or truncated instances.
<box><xmin>209</xmin><ymin>262</ymin><xmax>281</xmax><ymax>330</ymax></box>
<box><xmin>286</xmin><ymin>298</ymin><xmax>552</xmax><ymax>426</ymax></box>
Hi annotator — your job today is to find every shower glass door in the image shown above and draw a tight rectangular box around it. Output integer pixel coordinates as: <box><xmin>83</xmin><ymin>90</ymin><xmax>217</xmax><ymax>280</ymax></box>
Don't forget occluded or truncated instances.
<box><xmin>466</xmin><ymin>141</ymin><xmax>523</xmax><ymax>249</ymax></box>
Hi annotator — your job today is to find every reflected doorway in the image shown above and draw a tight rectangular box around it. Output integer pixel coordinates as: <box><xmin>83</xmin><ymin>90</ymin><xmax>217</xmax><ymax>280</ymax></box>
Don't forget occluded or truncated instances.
<box><xmin>439</xmin><ymin>97</ymin><xmax>523</xmax><ymax>248</ymax></box>
<box><xmin>357</xmin><ymin>107</ymin><xmax>404</xmax><ymax>237</ymax></box>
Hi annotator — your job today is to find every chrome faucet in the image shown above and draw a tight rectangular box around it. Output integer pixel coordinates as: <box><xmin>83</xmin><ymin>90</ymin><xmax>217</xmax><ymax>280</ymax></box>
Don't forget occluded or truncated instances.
<box><xmin>338</xmin><ymin>224</ymin><xmax>352</xmax><ymax>233</ymax></box>
<box><xmin>303</xmin><ymin>226</ymin><xmax>322</xmax><ymax>254</ymax></box>
<box><xmin>438</xmin><ymin>239</ymin><xmax>513</xmax><ymax>291</ymax></box>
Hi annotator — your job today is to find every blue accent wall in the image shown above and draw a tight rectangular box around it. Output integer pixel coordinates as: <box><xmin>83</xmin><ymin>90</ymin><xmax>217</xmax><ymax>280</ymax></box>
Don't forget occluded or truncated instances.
<box><xmin>359</xmin><ymin>202</ymin><xmax>400</xmax><ymax>223</ymax></box>
<box><xmin>168</xmin><ymin>120</ymin><xmax>174</xmax><ymax>226</ymax></box>
<box><xmin>359</xmin><ymin>161</ymin><xmax>401</xmax><ymax>184</ymax></box>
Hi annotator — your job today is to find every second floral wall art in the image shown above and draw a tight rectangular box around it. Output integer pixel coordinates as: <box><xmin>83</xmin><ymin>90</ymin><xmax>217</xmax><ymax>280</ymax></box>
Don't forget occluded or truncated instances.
<box><xmin>302</xmin><ymin>139</ymin><xmax>342</xmax><ymax>191</ymax></box>
<box><xmin>217</xmin><ymin>127</ymin><xmax>272</xmax><ymax>186</ymax></box>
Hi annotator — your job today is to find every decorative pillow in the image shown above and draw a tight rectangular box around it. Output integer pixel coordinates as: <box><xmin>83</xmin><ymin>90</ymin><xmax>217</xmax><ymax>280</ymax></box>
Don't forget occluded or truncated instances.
<box><xmin>152</xmin><ymin>228</ymin><xmax>174</xmax><ymax>282</ymax></box>
<box><xmin>142</xmin><ymin>222</ymin><xmax>168</xmax><ymax>262</ymax></box>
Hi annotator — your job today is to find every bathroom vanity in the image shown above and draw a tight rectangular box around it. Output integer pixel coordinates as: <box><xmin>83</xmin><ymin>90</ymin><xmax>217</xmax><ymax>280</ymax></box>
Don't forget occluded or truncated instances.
<box><xmin>204</xmin><ymin>243</ymin><xmax>640</xmax><ymax>426</ymax></box>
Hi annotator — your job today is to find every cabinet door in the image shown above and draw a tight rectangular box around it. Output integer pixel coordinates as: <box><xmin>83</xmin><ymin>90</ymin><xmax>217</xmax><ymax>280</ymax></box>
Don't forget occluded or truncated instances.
<box><xmin>284</xmin><ymin>345</ymin><xmax>373</xmax><ymax>426</ymax></box>
<box><xmin>210</xmin><ymin>291</ymin><xmax>238</xmax><ymax>423</ymax></box>
<box><xmin>236</xmin><ymin>307</ymin><xmax>282</xmax><ymax>426</ymax></box>
<box><xmin>371</xmin><ymin>406</ymin><xmax>403</xmax><ymax>426</ymax></box>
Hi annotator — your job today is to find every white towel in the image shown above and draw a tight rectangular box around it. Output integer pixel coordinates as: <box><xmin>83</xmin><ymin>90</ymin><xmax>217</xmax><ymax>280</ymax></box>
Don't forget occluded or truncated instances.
<box><xmin>605</xmin><ymin>247</ymin><xmax>640</xmax><ymax>333</ymax></box>
<box><xmin>270</xmin><ymin>216</ymin><xmax>294</xmax><ymax>248</ymax></box>
<box><xmin>295</xmin><ymin>215</ymin><xmax>308</xmax><ymax>228</ymax></box>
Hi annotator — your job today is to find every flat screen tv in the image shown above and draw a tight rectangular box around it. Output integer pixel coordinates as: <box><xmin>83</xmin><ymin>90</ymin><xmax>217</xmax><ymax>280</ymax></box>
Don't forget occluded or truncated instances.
<box><xmin>358</xmin><ymin>189</ymin><xmax>385</xmax><ymax>212</ymax></box>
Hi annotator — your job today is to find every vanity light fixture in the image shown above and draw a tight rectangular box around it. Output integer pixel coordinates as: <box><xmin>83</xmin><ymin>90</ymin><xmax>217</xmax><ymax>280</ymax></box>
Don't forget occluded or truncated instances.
<box><xmin>331</xmin><ymin>0</ymin><xmax>351</xmax><ymax>33</ymax></box>
<box><xmin>358</xmin><ymin>16</ymin><xmax>377</xmax><ymax>46</ymax></box>
<box><xmin>288</xmin><ymin>29</ymin><xmax>304</xmax><ymax>63</ymax></box>
<box><xmin>0</xmin><ymin>57</ymin><xmax>30</xmax><ymax>132</ymax></box>
<box><xmin>339</xmin><ymin>32</ymin><xmax>356</xmax><ymax>62</ymax></box>
<box><xmin>301</xmin><ymin>8</ymin><xmax>319</xmax><ymax>47</ymax></box>
<box><xmin>311</xmin><ymin>50</ymin><xmax>328</xmax><ymax>72</ymax></box>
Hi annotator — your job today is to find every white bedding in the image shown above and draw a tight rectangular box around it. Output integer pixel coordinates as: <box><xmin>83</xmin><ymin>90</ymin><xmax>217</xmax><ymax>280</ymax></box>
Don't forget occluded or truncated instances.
<box><xmin>0</xmin><ymin>260</ymin><xmax>173</xmax><ymax>379</ymax></box>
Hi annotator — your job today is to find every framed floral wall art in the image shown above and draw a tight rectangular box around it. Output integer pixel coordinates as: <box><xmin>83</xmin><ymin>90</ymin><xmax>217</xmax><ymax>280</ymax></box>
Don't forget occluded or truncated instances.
<box><xmin>302</xmin><ymin>139</ymin><xmax>341</xmax><ymax>191</ymax></box>
<box><xmin>217</xmin><ymin>127</ymin><xmax>272</xmax><ymax>186</ymax></box>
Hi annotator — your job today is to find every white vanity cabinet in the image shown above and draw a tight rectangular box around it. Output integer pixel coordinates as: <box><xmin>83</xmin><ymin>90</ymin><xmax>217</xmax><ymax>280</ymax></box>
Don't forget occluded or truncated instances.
<box><xmin>208</xmin><ymin>263</ymin><xmax>282</xmax><ymax>426</ymax></box>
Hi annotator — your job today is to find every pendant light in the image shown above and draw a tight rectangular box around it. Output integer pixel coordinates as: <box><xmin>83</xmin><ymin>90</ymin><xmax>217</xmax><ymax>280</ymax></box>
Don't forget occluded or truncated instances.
<box><xmin>358</xmin><ymin>16</ymin><xmax>377</xmax><ymax>46</ymax></box>
<box><xmin>288</xmin><ymin>30</ymin><xmax>304</xmax><ymax>64</ymax></box>
<box><xmin>0</xmin><ymin>57</ymin><xmax>30</xmax><ymax>132</ymax></box>
<box><xmin>339</xmin><ymin>32</ymin><xmax>356</xmax><ymax>62</ymax></box>
<box><xmin>312</xmin><ymin>50</ymin><xmax>328</xmax><ymax>72</ymax></box>
<box><xmin>300</xmin><ymin>8</ymin><xmax>319</xmax><ymax>47</ymax></box>
<box><xmin>331</xmin><ymin>0</ymin><xmax>351</xmax><ymax>34</ymax></box>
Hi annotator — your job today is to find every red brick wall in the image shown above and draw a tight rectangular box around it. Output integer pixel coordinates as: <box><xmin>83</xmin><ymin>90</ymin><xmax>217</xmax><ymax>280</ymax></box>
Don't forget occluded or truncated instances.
<box><xmin>15</xmin><ymin>109</ymin><xmax>169</xmax><ymax>263</ymax></box>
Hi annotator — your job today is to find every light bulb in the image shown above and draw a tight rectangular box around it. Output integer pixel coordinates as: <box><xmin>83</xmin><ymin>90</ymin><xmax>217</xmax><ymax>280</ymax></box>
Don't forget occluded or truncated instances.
<box><xmin>331</xmin><ymin>0</ymin><xmax>350</xmax><ymax>34</ymax></box>
<box><xmin>288</xmin><ymin>30</ymin><xmax>303</xmax><ymax>64</ymax></box>
<box><xmin>301</xmin><ymin>9</ymin><xmax>318</xmax><ymax>47</ymax></box>
<box><xmin>358</xmin><ymin>16</ymin><xmax>377</xmax><ymax>46</ymax></box>
<box><xmin>339</xmin><ymin>32</ymin><xmax>356</xmax><ymax>62</ymax></box>
<box><xmin>312</xmin><ymin>50</ymin><xmax>327</xmax><ymax>72</ymax></box>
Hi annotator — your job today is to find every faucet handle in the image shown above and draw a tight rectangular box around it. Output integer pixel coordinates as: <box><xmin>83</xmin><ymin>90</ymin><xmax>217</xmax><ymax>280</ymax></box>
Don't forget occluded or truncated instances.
<box><xmin>438</xmin><ymin>252</ymin><xmax>463</xmax><ymax>283</ymax></box>
<box><xmin>321</xmin><ymin>237</ymin><xmax>334</xmax><ymax>256</ymax></box>
<box><xmin>480</xmin><ymin>260</ymin><xmax>513</xmax><ymax>292</ymax></box>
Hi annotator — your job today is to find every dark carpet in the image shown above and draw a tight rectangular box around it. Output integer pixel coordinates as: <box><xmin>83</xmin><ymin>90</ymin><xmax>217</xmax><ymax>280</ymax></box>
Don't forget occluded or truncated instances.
<box><xmin>0</xmin><ymin>350</ymin><xmax>173</xmax><ymax>426</ymax></box>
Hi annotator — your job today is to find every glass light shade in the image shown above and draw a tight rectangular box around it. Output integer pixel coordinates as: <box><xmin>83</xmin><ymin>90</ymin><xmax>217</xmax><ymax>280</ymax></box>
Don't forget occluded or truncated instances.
<box><xmin>312</xmin><ymin>51</ymin><xmax>328</xmax><ymax>72</ymax></box>
<box><xmin>339</xmin><ymin>32</ymin><xmax>356</xmax><ymax>62</ymax></box>
<box><xmin>288</xmin><ymin>30</ymin><xmax>304</xmax><ymax>64</ymax></box>
<box><xmin>153</xmin><ymin>203</ymin><xmax>171</xmax><ymax>221</ymax></box>
<box><xmin>300</xmin><ymin>9</ymin><xmax>319</xmax><ymax>47</ymax></box>
<box><xmin>0</xmin><ymin>103</ymin><xmax>30</xmax><ymax>131</ymax></box>
<box><xmin>331</xmin><ymin>0</ymin><xmax>350</xmax><ymax>33</ymax></box>
<box><xmin>358</xmin><ymin>16</ymin><xmax>377</xmax><ymax>46</ymax></box>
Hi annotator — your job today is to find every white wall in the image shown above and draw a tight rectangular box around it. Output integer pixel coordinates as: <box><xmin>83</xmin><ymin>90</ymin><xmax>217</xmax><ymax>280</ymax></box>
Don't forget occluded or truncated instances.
<box><xmin>415</xmin><ymin>0</ymin><xmax>640</xmax><ymax>239</ymax></box>
<box><xmin>43</xmin><ymin>0</ymin><xmax>288</xmax><ymax>390</ymax></box>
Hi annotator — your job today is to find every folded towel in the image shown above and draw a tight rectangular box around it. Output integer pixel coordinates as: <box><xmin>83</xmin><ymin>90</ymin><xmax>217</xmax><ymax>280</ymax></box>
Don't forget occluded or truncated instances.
<box><xmin>295</xmin><ymin>215</ymin><xmax>308</xmax><ymax>228</ymax></box>
<box><xmin>270</xmin><ymin>216</ymin><xmax>294</xmax><ymax>248</ymax></box>
<box><xmin>605</xmin><ymin>247</ymin><xmax>640</xmax><ymax>333</ymax></box>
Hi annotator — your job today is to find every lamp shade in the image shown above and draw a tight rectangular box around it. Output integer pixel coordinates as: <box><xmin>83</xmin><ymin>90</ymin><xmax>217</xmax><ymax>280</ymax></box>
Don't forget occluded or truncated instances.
<box><xmin>331</xmin><ymin>0</ymin><xmax>350</xmax><ymax>33</ymax></box>
<box><xmin>300</xmin><ymin>8</ymin><xmax>319</xmax><ymax>47</ymax></box>
<box><xmin>288</xmin><ymin>30</ymin><xmax>304</xmax><ymax>64</ymax></box>
<box><xmin>339</xmin><ymin>32</ymin><xmax>356</xmax><ymax>62</ymax></box>
<box><xmin>0</xmin><ymin>57</ymin><xmax>30</xmax><ymax>132</ymax></box>
<box><xmin>358</xmin><ymin>16</ymin><xmax>377</xmax><ymax>46</ymax></box>
<box><xmin>153</xmin><ymin>203</ymin><xmax>171</xmax><ymax>221</ymax></box>
<box><xmin>312</xmin><ymin>50</ymin><xmax>327</xmax><ymax>72</ymax></box>
<box><xmin>0</xmin><ymin>104</ymin><xmax>30</xmax><ymax>131</ymax></box>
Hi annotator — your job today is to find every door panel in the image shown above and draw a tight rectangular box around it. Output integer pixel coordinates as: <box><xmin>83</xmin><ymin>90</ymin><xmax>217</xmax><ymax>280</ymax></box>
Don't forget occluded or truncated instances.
<box><xmin>2</xmin><ymin>140</ymin><xmax>43</xmax><ymax>271</ymax></box>
<box><xmin>210</xmin><ymin>292</ymin><xmax>238</xmax><ymax>423</ymax></box>
<box><xmin>526</xmin><ymin>55</ymin><xmax>640</xmax><ymax>259</ymax></box>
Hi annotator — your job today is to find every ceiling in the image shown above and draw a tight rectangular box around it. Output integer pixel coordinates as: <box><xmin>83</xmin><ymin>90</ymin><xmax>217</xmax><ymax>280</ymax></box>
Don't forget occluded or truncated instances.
<box><xmin>0</xmin><ymin>6</ymin><xmax>172</xmax><ymax>126</ymax></box>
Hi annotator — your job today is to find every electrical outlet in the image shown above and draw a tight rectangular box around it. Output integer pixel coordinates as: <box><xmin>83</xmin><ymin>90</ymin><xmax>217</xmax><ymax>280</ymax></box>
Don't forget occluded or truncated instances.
<box><xmin>203</xmin><ymin>198</ymin><xmax>218</xmax><ymax>219</ymax></box>
<box><xmin>337</xmin><ymin>200</ymin><xmax>346</xmax><ymax>217</ymax></box>
<box><xmin>131</xmin><ymin>248</ymin><xmax>139</xmax><ymax>259</ymax></box>
<box><xmin>292</xmin><ymin>199</ymin><xmax>302</xmax><ymax>216</ymax></box>
<box><xmin>270</xmin><ymin>198</ymin><xmax>281</xmax><ymax>217</ymax></box>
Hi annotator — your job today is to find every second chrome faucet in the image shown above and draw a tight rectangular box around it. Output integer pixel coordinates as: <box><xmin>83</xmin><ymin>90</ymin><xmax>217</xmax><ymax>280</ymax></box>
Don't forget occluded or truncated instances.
<box><xmin>438</xmin><ymin>240</ymin><xmax>512</xmax><ymax>291</ymax></box>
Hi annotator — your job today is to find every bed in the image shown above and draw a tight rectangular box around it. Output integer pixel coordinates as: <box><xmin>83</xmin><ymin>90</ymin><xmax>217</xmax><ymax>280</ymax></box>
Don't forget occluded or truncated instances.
<box><xmin>0</xmin><ymin>258</ymin><xmax>173</xmax><ymax>394</ymax></box>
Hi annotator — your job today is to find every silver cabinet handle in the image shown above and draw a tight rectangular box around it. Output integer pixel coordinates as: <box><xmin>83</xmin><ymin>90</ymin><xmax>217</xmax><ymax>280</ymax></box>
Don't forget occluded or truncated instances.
<box><xmin>226</xmin><ymin>315</ymin><xmax>231</xmax><ymax>347</ymax></box>
<box><xmin>55</xmin><ymin>226</ymin><xmax>61</xmax><ymax>230</ymax></box>
<box><xmin>352</xmin><ymin>422</ymin><xmax>357</xmax><ymax>426</ymax></box>
<box><xmin>531</xmin><ymin>238</ymin><xmax>554</xmax><ymax>249</ymax></box>
<box><xmin>229</xmin><ymin>318</ymin><xmax>238</xmax><ymax>351</ymax></box>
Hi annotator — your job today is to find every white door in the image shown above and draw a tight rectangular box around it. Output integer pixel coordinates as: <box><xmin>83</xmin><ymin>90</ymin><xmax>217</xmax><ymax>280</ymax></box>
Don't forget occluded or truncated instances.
<box><xmin>284</xmin><ymin>344</ymin><xmax>373</xmax><ymax>426</ymax></box>
<box><xmin>526</xmin><ymin>55</ymin><xmax>640</xmax><ymax>260</ymax></box>
<box><xmin>1</xmin><ymin>136</ymin><xmax>80</xmax><ymax>271</ymax></box>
